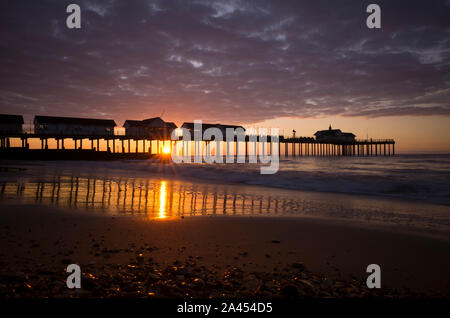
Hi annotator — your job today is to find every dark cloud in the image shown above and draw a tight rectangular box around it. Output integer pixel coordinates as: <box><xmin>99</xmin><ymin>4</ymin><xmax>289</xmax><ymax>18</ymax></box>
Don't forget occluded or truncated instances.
<box><xmin>0</xmin><ymin>0</ymin><xmax>449</xmax><ymax>125</ymax></box>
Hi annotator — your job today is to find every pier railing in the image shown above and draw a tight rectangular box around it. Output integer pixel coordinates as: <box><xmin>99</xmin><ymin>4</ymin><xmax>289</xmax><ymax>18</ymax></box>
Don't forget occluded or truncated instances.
<box><xmin>355</xmin><ymin>138</ymin><xmax>395</xmax><ymax>143</ymax></box>
<box><xmin>0</xmin><ymin>131</ymin><xmax>396</xmax><ymax>157</ymax></box>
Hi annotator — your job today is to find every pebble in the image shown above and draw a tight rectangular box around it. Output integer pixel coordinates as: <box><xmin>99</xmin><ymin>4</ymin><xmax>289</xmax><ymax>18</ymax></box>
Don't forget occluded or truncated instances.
<box><xmin>292</xmin><ymin>262</ymin><xmax>306</xmax><ymax>271</ymax></box>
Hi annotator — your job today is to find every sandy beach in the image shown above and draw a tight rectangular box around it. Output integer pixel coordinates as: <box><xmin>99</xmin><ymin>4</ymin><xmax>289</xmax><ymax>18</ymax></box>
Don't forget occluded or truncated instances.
<box><xmin>0</xmin><ymin>202</ymin><xmax>449</xmax><ymax>298</ymax></box>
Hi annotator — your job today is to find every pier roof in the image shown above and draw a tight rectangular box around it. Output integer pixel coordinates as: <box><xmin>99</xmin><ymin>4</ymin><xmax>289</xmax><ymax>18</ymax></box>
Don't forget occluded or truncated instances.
<box><xmin>181</xmin><ymin>123</ymin><xmax>244</xmax><ymax>131</ymax></box>
<box><xmin>123</xmin><ymin>117</ymin><xmax>169</xmax><ymax>128</ymax></box>
<box><xmin>142</xmin><ymin>117</ymin><xmax>163</xmax><ymax>124</ymax></box>
<box><xmin>34</xmin><ymin>116</ymin><xmax>116</xmax><ymax>127</ymax></box>
<box><xmin>0</xmin><ymin>114</ymin><xmax>24</xmax><ymax>124</ymax></box>
<box><xmin>164</xmin><ymin>122</ymin><xmax>178</xmax><ymax>129</ymax></box>
<box><xmin>123</xmin><ymin>120</ymin><xmax>147</xmax><ymax>127</ymax></box>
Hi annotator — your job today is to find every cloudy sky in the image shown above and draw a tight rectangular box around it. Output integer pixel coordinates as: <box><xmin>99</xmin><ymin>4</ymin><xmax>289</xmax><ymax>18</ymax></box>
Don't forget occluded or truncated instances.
<box><xmin>0</xmin><ymin>0</ymin><xmax>449</xmax><ymax>148</ymax></box>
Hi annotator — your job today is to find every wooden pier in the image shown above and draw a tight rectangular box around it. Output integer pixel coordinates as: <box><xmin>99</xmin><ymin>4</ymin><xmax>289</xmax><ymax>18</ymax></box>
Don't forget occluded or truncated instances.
<box><xmin>0</xmin><ymin>132</ymin><xmax>395</xmax><ymax>159</ymax></box>
<box><xmin>278</xmin><ymin>137</ymin><xmax>395</xmax><ymax>156</ymax></box>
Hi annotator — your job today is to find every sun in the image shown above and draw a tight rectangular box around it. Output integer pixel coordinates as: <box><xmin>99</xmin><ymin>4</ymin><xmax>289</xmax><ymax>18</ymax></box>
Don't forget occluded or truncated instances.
<box><xmin>162</xmin><ymin>146</ymin><xmax>171</xmax><ymax>154</ymax></box>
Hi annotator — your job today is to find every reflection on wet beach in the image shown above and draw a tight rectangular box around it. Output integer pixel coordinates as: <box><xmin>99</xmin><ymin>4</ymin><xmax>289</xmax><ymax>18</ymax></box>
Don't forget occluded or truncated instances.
<box><xmin>0</xmin><ymin>174</ymin><xmax>449</xmax><ymax>234</ymax></box>
<box><xmin>0</xmin><ymin>176</ymin><xmax>307</xmax><ymax>219</ymax></box>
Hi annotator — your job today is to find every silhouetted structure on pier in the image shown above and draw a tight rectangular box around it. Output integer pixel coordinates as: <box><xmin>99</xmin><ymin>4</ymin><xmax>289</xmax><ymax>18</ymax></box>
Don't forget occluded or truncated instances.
<box><xmin>34</xmin><ymin>116</ymin><xmax>116</xmax><ymax>135</ymax></box>
<box><xmin>181</xmin><ymin>122</ymin><xmax>245</xmax><ymax>136</ymax></box>
<box><xmin>0</xmin><ymin>114</ymin><xmax>23</xmax><ymax>134</ymax></box>
<box><xmin>124</xmin><ymin>117</ymin><xmax>177</xmax><ymax>139</ymax></box>
<box><xmin>314</xmin><ymin>125</ymin><xmax>355</xmax><ymax>143</ymax></box>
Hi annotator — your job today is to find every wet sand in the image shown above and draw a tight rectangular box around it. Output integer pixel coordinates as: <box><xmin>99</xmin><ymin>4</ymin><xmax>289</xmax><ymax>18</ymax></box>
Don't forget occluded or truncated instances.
<box><xmin>0</xmin><ymin>203</ymin><xmax>449</xmax><ymax>298</ymax></box>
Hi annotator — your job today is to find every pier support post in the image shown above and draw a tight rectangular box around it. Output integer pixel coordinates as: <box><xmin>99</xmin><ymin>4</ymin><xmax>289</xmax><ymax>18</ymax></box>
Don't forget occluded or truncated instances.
<box><xmin>277</xmin><ymin>140</ymin><xmax>280</xmax><ymax>159</ymax></box>
<box><xmin>226</xmin><ymin>141</ymin><xmax>229</xmax><ymax>158</ymax></box>
<box><xmin>207</xmin><ymin>140</ymin><xmax>211</xmax><ymax>157</ymax></box>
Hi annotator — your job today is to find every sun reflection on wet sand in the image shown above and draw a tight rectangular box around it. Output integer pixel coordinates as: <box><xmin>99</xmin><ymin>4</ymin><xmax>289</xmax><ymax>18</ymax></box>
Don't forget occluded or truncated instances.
<box><xmin>158</xmin><ymin>181</ymin><xmax>167</xmax><ymax>219</ymax></box>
